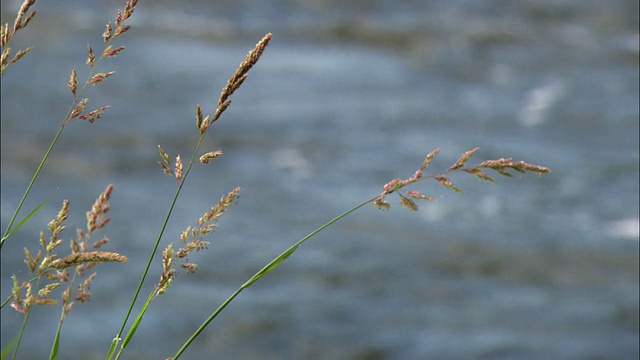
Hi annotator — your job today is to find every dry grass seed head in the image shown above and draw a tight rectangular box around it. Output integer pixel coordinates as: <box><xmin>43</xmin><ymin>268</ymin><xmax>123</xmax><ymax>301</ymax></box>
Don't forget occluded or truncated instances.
<box><xmin>90</xmin><ymin>71</ymin><xmax>115</xmax><ymax>85</ymax></box>
<box><xmin>180</xmin><ymin>262</ymin><xmax>198</xmax><ymax>274</ymax></box>
<box><xmin>115</xmin><ymin>0</ymin><xmax>138</xmax><ymax>28</ymax></box>
<box><xmin>48</xmin><ymin>251</ymin><xmax>128</xmax><ymax>270</ymax></box>
<box><xmin>174</xmin><ymin>155</ymin><xmax>183</xmax><ymax>182</ymax></box>
<box><xmin>103</xmin><ymin>22</ymin><xmax>113</xmax><ymax>43</ymax></box>
<box><xmin>70</xmin><ymin>238</ymin><xmax>80</xmax><ymax>253</ymax></box>
<box><xmin>212</xmin><ymin>33</ymin><xmax>272</xmax><ymax>123</ymax></box>
<box><xmin>406</xmin><ymin>191</ymin><xmax>435</xmax><ymax>202</ymax></box>
<box><xmin>70</xmin><ymin>98</ymin><xmax>88</xmax><ymax>119</ymax></box>
<box><xmin>435</xmin><ymin>175</ymin><xmax>464</xmax><ymax>193</ymax></box>
<box><xmin>9</xmin><ymin>47</ymin><xmax>32</xmax><ymax>64</ymax></box>
<box><xmin>1</xmin><ymin>23</ymin><xmax>10</xmax><ymax>46</ymax></box>
<box><xmin>45</xmin><ymin>233</ymin><xmax>63</xmax><ymax>254</ymax></box>
<box><xmin>157</xmin><ymin>145</ymin><xmax>170</xmax><ymax>164</ymax></box>
<box><xmin>156</xmin><ymin>244</ymin><xmax>176</xmax><ymax>296</ymax></box>
<box><xmin>477</xmin><ymin>158</ymin><xmax>551</xmax><ymax>176</ymax></box>
<box><xmin>420</xmin><ymin>148</ymin><xmax>440</xmax><ymax>171</ymax></box>
<box><xmin>398</xmin><ymin>194</ymin><xmax>419</xmax><ymax>211</ymax></box>
<box><xmin>92</xmin><ymin>236</ymin><xmax>109</xmax><ymax>248</ymax></box>
<box><xmin>67</xmin><ymin>68</ymin><xmax>77</xmax><ymax>94</ymax></box>
<box><xmin>78</xmin><ymin>105</ymin><xmax>110</xmax><ymax>123</ymax></box>
<box><xmin>448</xmin><ymin>147</ymin><xmax>479</xmax><ymax>171</ymax></box>
<box><xmin>198</xmin><ymin>187</ymin><xmax>241</xmax><ymax>225</ymax></box>
<box><xmin>195</xmin><ymin>104</ymin><xmax>204</xmax><ymax>130</ymax></box>
<box><xmin>10</xmin><ymin>275</ymin><xmax>27</xmax><ymax>313</ymax></box>
<box><xmin>38</xmin><ymin>283</ymin><xmax>61</xmax><ymax>299</ymax></box>
<box><xmin>49</xmin><ymin>199</ymin><xmax>70</xmax><ymax>233</ymax></box>
<box><xmin>199</xmin><ymin>150</ymin><xmax>222</xmax><ymax>164</ymax></box>
<box><xmin>86</xmin><ymin>44</ymin><xmax>95</xmax><ymax>67</ymax></box>
<box><xmin>13</xmin><ymin>0</ymin><xmax>37</xmax><ymax>32</ymax></box>
<box><xmin>374</xmin><ymin>196</ymin><xmax>391</xmax><ymax>210</ymax></box>
<box><xmin>62</xmin><ymin>287</ymin><xmax>73</xmax><ymax>315</ymax></box>
<box><xmin>47</xmin><ymin>269</ymin><xmax>70</xmax><ymax>282</ymax></box>
<box><xmin>1</xmin><ymin>47</ymin><xmax>10</xmax><ymax>71</ymax></box>
<box><xmin>103</xmin><ymin>45</ymin><xmax>125</xmax><ymax>58</ymax></box>
<box><xmin>23</xmin><ymin>247</ymin><xmax>41</xmax><ymax>272</ymax></box>
<box><xmin>86</xmin><ymin>184</ymin><xmax>114</xmax><ymax>233</ymax></box>
<box><xmin>1</xmin><ymin>0</ymin><xmax>37</xmax><ymax>75</ymax></box>
<box><xmin>75</xmin><ymin>273</ymin><xmax>97</xmax><ymax>303</ymax></box>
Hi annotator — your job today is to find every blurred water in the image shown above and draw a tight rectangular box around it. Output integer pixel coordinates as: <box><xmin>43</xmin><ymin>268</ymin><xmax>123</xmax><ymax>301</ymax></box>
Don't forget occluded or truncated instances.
<box><xmin>1</xmin><ymin>1</ymin><xmax>638</xmax><ymax>359</ymax></box>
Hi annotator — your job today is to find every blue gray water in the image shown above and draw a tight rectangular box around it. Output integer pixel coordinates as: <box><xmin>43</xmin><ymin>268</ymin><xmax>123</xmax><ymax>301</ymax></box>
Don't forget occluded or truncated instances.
<box><xmin>1</xmin><ymin>1</ymin><xmax>638</xmax><ymax>359</ymax></box>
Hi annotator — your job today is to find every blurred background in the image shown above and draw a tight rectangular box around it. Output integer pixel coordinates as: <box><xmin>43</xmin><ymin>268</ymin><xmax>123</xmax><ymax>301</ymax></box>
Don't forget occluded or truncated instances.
<box><xmin>1</xmin><ymin>0</ymin><xmax>638</xmax><ymax>359</ymax></box>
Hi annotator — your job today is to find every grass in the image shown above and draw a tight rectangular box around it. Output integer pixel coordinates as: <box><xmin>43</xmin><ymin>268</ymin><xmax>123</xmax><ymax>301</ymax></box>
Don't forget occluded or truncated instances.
<box><xmin>0</xmin><ymin>1</ymin><xmax>550</xmax><ymax>359</ymax></box>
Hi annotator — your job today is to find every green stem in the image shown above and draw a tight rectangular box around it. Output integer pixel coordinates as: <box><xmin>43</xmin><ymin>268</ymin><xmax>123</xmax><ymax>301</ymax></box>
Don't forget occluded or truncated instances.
<box><xmin>1</xmin><ymin>59</ymin><xmax>101</xmax><ymax>249</ymax></box>
<box><xmin>1</xmin><ymin>125</ymin><xmax>63</xmax><ymax>249</ymax></box>
<box><xmin>108</xmin><ymin>135</ymin><xmax>205</xmax><ymax>360</ymax></box>
<box><xmin>49</xmin><ymin>272</ymin><xmax>79</xmax><ymax>360</ymax></box>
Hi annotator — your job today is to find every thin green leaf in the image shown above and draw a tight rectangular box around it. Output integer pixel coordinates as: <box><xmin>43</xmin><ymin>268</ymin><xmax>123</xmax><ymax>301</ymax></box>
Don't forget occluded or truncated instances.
<box><xmin>1</xmin><ymin>190</ymin><xmax>57</xmax><ymax>247</ymax></box>
<box><xmin>1</xmin><ymin>334</ymin><xmax>19</xmax><ymax>360</ymax></box>
<box><xmin>121</xmin><ymin>306</ymin><xmax>144</xmax><ymax>349</ymax></box>
<box><xmin>242</xmin><ymin>244</ymin><xmax>299</xmax><ymax>289</ymax></box>
<box><xmin>106</xmin><ymin>337</ymin><xmax>119</xmax><ymax>360</ymax></box>
<box><xmin>49</xmin><ymin>331</ymin><xmax>60</xmax><ymax>360</ymax></box>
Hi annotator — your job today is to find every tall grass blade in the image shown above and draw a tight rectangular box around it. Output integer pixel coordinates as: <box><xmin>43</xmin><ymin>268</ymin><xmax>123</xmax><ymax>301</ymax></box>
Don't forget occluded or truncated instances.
<box><xmin>1</xmin><ymin>189</ymin><xmax>56</xmax><ymax>247</ymax></box>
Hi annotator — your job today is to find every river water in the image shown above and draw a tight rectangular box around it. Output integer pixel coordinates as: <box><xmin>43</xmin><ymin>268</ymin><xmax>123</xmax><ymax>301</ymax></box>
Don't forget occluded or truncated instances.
<box><xmin>1</xmin><ymin>1</ymin><xmax>638</xmax><ymax>359</ymax></box>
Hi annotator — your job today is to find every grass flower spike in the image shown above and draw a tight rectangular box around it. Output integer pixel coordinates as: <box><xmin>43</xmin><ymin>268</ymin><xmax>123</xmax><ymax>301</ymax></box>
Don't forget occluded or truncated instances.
<box><xmin>5</xmin><ymin>185</ymin><xmax>126</xmax><ymax>359</ymax></box>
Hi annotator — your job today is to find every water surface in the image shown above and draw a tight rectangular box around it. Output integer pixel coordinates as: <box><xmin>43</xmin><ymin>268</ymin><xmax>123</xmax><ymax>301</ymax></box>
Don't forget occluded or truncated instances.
<box><xmin>1</xmin><ymin>1</ymin><xmax>638</xmax><ymax>359</ymax></box>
